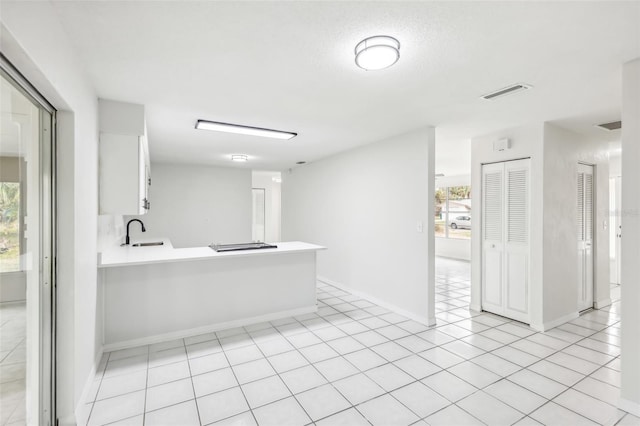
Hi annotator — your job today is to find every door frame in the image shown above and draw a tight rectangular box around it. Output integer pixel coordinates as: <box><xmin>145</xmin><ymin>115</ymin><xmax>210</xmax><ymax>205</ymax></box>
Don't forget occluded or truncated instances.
<box><xmin>0</xmin><ymin>53</ymin><xmax>57</xmax><ymax>425</ymax></box>
<box><xmin>480</xmin><ymin>157</ymin><xmax>532</xmax><ymax>323</ymax></box>
<box><xmin>578</xmin><ymin>161</ymin><xmax>596</xmax><ymax>312</ymax></box>
<box><xmin>610</xmin><ymin>176</ymin><xmax>622</xmax><ymax>285</ymax></box>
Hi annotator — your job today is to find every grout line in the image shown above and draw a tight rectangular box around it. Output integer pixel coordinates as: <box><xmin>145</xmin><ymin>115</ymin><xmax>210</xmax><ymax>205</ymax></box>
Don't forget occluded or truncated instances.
<box><xmin>216</xmin><ymin>333</ymin><xmax>260</xmax><ymax>426</ymax></box>
<box><xmin>88</xmin><ymin>269</ymin><xmax>625</xmax><ymax>426</ymax></box>
<box><xmin>273</xmin><ymin>289</ymin><xmax>491</xmax><ymax>425</ymax></box>
<box><xmin>141</xmin><ymin>345</ymin><xmax>150</xmax><ymax>425</ymax></box>
<box><xmin>84</xmin><ymin>351</ymin><xmax>111</xmax><ymax>425</ymax></box>
<box><xmin>243</xmin><ymin>311</ymin><xmax>322</xmax><ymax>424</ymax></box>
<box><xmin>530</xmin><ymin>399</ymin><xmax>599</xmax><ymax>425</ymax></box>
<box><xmin>183</xmin><ymin>337</ymin><xmax>204</xmax><ymax>426</ymax></box>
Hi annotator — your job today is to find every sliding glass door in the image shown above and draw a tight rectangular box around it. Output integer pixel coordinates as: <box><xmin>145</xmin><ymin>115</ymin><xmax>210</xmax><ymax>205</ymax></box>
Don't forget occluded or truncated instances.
<box><xmin>0</xmin><ymin>56</ymin><xmax>55</xmax><ymax>425</ymax></box>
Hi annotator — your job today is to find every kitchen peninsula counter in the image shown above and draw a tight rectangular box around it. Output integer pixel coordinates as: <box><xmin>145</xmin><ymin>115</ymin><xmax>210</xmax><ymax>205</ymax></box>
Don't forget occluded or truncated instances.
<box><xmin>98</xmin><ymin>239</ymin><xmax>326</xmax><ymax>350</ymax></box>
<box><xmin>98</xmin><ymin>239</ymin><xmax>325</xmax><ymax>268</ymax></box>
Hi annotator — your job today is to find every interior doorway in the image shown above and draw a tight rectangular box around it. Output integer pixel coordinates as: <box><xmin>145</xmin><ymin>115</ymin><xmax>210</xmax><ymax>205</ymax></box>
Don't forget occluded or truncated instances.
<box><xmin>251</xmin><ymin>171</ymin><xmax>282</xmax><ymax>243</ymax></box>
<box><xmin>433</xmin><ymin>136</ymin><xmax>472</xmax><ymax>319</ymax></box>
<box><xmin>0</xmin><ymin>56</ymin><xmax>55</xmax><ymax>425</ymax></box>
<box><xmin>434</xmin><ymin>182</ymin><xmax>472</xmax><ymax>320</ymax></box>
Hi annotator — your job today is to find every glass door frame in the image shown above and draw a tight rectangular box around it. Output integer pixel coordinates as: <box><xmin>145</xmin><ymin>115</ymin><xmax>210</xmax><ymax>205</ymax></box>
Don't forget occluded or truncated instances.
<box><xmin>0</xmin><ymin>53</ymin><xmax>56</xmax><ymax>426</ymax></box>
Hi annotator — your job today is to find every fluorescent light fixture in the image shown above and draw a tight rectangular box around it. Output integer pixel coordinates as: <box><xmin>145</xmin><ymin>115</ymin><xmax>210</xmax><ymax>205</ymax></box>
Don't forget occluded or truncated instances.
<box><xmin>355</xmin><ymin>35</ymin><xmax>400</xmax><ymax>71</ymax></box>
<box><xmin>231</xmin><ymin>154</ymin><xmax>248</xmax><ymax>162</ymax></box>
<box><xmin>481</xmin><ymin>83</ymin><xmax>532</xmax><ymax>100</ymax></box>
<box><xmin>196</xmin><ymin>119</ymin><xmax>297</xmax><ymax>140</ymax></box>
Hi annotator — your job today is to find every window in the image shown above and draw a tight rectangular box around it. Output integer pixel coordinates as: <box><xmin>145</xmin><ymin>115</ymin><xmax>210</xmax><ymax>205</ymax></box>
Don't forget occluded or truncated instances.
<box><xmin>434</xmin><ymin>185</ymin><xmax>471</xmax><ymax>239</ymax></box>
<box><xmin>0</xmin><ymin>182</ymin><xmax>21</xmax><ymax>272</ymax></box>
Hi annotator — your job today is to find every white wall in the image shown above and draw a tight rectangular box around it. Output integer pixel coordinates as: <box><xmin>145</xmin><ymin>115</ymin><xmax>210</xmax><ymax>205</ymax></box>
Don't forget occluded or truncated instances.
<box><xmin>471</xmin><ymin>122</ymin><xmax>610</xmax><ymax>330</ymax></box>
<box><xmin>282</xmin><ymin>127</ymin><xmax>435</xmax><ymax>324</ymax></box>
<box><xmin>252</xmin><ymin>171</ymin><xmax>282</xmax><ymax>243</ymax></box>
<box><xmin>97</xmin><ymin>215</ymin><xmax>125</xmax><ymax>252</ymax></box>
<box><xmin>1</xmin><ymin>4</ymin><xmax>120</xmax><ymax>423</ymax></box>
<box><xmin>543</xmin><ymin>123</ymin><xmax>610</xmax><ymax>313</ymax></box>
<box><xmin>436</xmin><ymin>137</ymin><xmax>471</xmax><ymax>176</ymax></box>
<box><xmin>610</xmin><ymin>152</ymin><xmax>621</xmax><ymax>177</ymax></box>
<box><xmin>471</xmin><ymin>123</ymin><xmax>545</xmax><ymax>321</ymax></box>
<box><xmin>124</xmin><ymin>163</ymin><xmax>252</xmax><ymax>248</ymax></box>
<box><xmin>435</xmin><ymin>238</ymin><xmax>471</xmax><ymax>261</ymax></box>
<box><xmin>620</xmin><ymin>58</ymin><xmax>640</xmax><ymax>416</ymax></box>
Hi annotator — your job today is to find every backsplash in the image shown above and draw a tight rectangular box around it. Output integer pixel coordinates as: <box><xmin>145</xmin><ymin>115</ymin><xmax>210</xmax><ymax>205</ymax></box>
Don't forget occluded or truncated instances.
<box><xmin>97</xmin><ymin>214</ymin><xmax>125</xmax><ymax>252</ymax></box>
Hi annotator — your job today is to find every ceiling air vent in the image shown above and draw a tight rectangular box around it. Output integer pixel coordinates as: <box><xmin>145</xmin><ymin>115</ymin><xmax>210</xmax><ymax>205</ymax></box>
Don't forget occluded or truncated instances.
<box><xmin>596</xmin><ymin>121</ymin><xmax>622</xmax><ymax>131</ymax></box>
<box><xmin>482</xmin><ymin>83</ymin><xmax>532</xmax><ymax>100</ymax></box>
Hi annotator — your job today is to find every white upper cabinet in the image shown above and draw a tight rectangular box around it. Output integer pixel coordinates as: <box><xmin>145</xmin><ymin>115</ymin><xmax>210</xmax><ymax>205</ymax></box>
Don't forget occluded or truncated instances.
<box><xmin>99</xmin><ymin>99</ymin><xmax>151</xmax><ymax>215</ymax></box>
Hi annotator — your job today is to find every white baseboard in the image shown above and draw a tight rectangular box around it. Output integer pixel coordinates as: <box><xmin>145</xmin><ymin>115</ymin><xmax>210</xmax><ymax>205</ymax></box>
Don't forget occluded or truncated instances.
<box><xmin>530</xmin><ymin>311</ymin><xmax>579</xmax><ymax>332</ymax></box>
<box><xmin>59</xmin><ymin>415</ymin><xmax>76</xmax><ymax>426</ymax></box>
<box><xmin>595</xmin><ymin>298</ymin><xmax>612</xmax><ymax>309</ymax></box>
<box><xmin>469</xmin><ymin>304</ymin><xmax>482</xmax><ymax>312</ymax></box>
<box><xmin>619</xmin><ymin>397</ymin><xmax>640</xmax><ymax>417</ymax></box>
<box><xmin>317</xmin><ymin>276</ymin><xmax>432</xmax><ymax>326</ymax></box>
<box><xmin>103</xmin><ymin>305</ymin><xmax>317</xmax><ymax>352</ymax></box>
<box><xmin>74</xmin><ymin>347</ymin><xmax>104</xmax><ymax>424</ymax></box>
<box><xmin>0</xmin><ymin>299</ymin><xmax>27</xmax><ymax>306</ymax></box>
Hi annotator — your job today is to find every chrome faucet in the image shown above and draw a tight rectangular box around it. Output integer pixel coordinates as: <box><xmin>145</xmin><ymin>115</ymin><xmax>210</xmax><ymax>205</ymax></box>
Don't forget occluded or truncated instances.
<box><xmin>125</xmin><ymin>219</ymin><xmax>146</xmax><ymax>245</ymax></box>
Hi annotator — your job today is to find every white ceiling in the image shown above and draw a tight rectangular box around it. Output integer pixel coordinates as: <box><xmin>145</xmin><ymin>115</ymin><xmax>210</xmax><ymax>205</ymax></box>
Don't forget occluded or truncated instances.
<box><xmin>50</xmin><ymin>1</ymin><xmax>639</xmax><ymax>170</ymax></box>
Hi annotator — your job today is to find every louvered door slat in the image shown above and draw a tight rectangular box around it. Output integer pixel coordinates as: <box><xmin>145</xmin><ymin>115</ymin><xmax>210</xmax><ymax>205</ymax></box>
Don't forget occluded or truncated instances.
<box><xmin>507</xmin><ymin>169</ymin><xmax>528</xmax><ymax>244</ymax></box>
<box><xmin>577</xmin><ymin>173</ymin><xmax>585</xmax><ymax>241</ymax></box>
<box><xmin>585</xmin><ymin>173</ymin><xmax>593</xmax><ymax>240</ymax></box>
<box><xmin>483</xmin><ymin>171</ymin><xmax>502</xmax><ymax>241</ymax></box>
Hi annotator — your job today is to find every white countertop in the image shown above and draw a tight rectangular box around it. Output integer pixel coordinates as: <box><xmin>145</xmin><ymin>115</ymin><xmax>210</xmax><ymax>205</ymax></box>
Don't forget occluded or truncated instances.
<box><xmin>98</xmin><ymin>239</ymin><xmax>326</xmax><ymax>268</ymax></box>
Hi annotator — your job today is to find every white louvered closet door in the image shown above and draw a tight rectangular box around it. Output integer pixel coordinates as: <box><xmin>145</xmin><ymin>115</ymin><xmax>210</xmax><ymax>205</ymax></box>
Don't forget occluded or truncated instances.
<box><xmin>481</xmin><ymin>163</ymin><xmax>505</xmax><ymax>316</ymax></box>
<box><xmin>482</xmin><ymin>159</ymin><xmax>531</xmax><ymax>323</ymax></box>
<box><xmin>577</xmin><ymin>164</ymin><xmax>594</xmax><ymax>311</ymax></box>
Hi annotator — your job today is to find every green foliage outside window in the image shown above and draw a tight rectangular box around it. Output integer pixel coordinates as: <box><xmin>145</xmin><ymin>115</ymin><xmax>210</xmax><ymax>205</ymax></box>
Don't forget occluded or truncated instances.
<box><xmin>0</xmin><ymin>182</ymin><xmax>21</xmax><ymax>273</ymax></box>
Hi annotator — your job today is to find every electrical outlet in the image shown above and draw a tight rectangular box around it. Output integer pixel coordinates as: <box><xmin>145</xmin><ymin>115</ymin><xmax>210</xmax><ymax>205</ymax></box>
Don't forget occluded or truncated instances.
<box><xmin>417</xmin><ymin>221</ymin><xmax>423</xmax><ymax>233</ymax></box>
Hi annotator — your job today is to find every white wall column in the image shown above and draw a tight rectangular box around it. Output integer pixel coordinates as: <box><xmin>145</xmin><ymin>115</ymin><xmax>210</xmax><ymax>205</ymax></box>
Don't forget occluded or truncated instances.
<box><xmin>620</xmin><ymin>57</ymin><xmax>640</xmax><ymax>416</ymax></box>
<box><xmin>282</xmin><ymin>126</ymin><xmax>435</xmax><ymax>324</ymax></box>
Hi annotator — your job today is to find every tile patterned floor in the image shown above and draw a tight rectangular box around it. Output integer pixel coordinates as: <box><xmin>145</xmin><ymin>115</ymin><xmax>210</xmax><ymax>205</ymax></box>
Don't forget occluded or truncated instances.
<box><xmin>0</xmin><ymin>302</ymin><xmax>26</xmax><ymax>426</ymax></box>
<box><xmin>77</xmin><ymin>258</ymin><xmax>638</xmax><ymax>426</ymax></box>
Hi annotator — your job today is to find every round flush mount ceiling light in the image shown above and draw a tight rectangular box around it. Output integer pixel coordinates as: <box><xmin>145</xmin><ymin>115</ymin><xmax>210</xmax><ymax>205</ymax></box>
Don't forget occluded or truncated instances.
<box><xmin>354</xmin><ymin>35</ymin><xmax>400</xmax><ymax>71</ymax></box>
<box><xmin>231</xmin><ymin>154</ymin><xmax>248</xmax><ymax>162</ymax></box>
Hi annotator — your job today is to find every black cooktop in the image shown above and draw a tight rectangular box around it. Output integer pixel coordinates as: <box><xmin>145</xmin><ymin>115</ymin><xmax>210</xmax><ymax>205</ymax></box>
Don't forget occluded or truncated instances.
<box><xmin>209</xmin><ymin>242</ymin><xmax>278</xmax><ymax>252</ymax></box>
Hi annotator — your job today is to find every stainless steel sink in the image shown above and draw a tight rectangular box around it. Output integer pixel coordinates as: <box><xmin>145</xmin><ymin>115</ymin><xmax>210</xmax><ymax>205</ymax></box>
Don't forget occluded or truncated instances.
<box><xmin>132</xmin><ymin>241</ymin><xmax>164</xmax><ymax>247</ymax></box>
